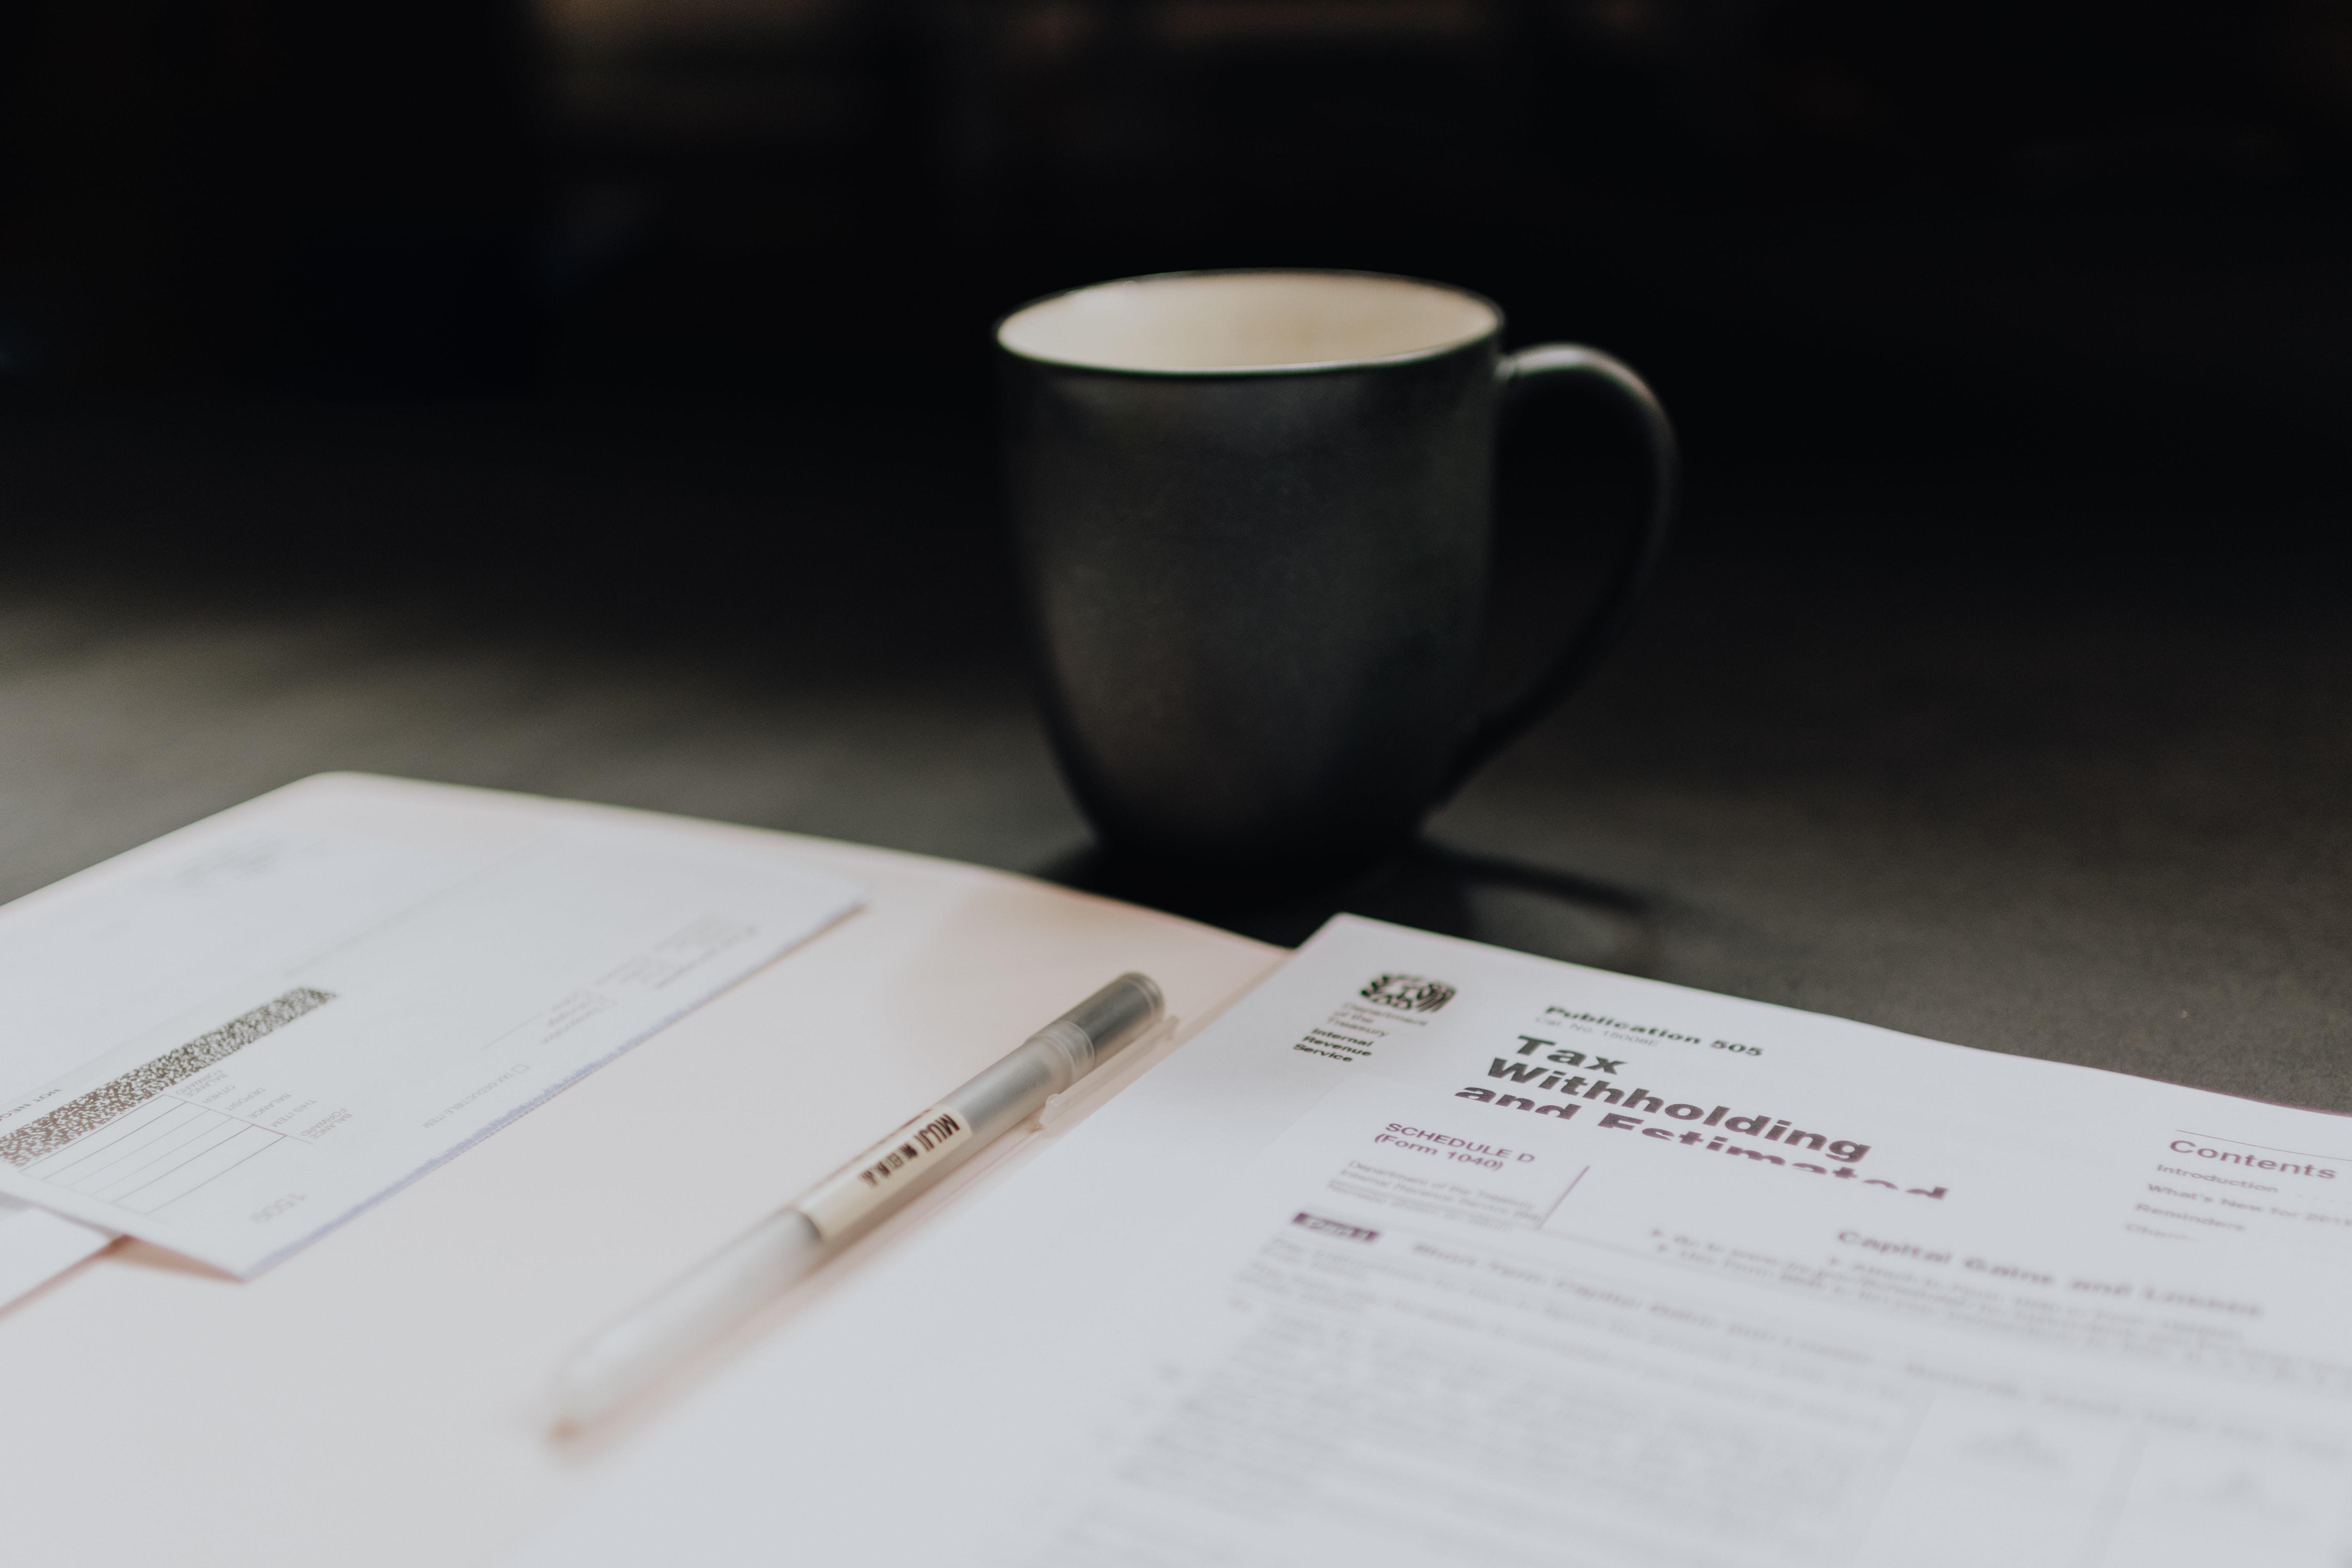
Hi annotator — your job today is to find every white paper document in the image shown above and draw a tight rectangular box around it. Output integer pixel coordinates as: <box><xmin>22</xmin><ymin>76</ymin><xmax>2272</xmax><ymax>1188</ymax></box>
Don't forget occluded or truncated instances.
<box><xmin>517</xmin><ymin>915</ymin><xmax>2352</xmax><ymax>1568</ymax></box>
<box><xmin>0</xmin><ymin>774</ymin><xmax>862</xmax><ymax>1280</ymax></box>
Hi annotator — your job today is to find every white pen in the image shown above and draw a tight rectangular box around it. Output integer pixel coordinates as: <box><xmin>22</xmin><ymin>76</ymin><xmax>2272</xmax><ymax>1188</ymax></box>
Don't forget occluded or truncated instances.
<box><xmin>548</xmin><ymin>971</ymin><xmax>1166</xmax><ymax>1427</ymax></box>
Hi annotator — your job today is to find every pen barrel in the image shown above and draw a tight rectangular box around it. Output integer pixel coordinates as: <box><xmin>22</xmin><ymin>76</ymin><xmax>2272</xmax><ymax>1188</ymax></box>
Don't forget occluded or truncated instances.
<box><xmin>948</xmin><ymin>970</ymin><xmax>1165</xmax><ymax>1139</ymax></box>
<box><xmin>947</xmin><ymin>1033</ymin><xmax>1078</xmax><ymax>1141</ymax></box>
<box><xmin>791</xmin><ymin>973</ymin><xmax>1165</xmax><ymax>1244</ymax></box>
<box><xmin>553</xmin><ymin>1209</ymin><xmax>825</xmax><ymax>1426</ymax></box>
<box><xmin>548</xmin><ymin>974</ymin><xmax>1164</xmax><ymax>1427</ymax></box>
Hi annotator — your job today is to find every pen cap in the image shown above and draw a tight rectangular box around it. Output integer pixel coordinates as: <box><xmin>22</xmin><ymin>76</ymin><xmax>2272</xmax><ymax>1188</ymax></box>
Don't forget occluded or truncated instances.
<box><xmin>1034</xmin><ymin>972</ymin><xmax>1165</xmax><ymax>1078</ymax></box>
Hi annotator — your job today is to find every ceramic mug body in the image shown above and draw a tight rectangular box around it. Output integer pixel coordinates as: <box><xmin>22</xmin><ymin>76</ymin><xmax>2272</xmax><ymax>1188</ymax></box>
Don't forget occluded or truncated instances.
<box><xmin>998</xmin><ymin>270</ymin><xmax>1674</xmax><ymax>899</ymax></box>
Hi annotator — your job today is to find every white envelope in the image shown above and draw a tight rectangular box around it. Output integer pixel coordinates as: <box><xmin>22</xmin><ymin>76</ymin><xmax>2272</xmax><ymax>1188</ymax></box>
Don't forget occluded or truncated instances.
<box><xmin>0</xmin><ymin>774</ymin><xmax>862</xmax><ymax>1279</ymax></box>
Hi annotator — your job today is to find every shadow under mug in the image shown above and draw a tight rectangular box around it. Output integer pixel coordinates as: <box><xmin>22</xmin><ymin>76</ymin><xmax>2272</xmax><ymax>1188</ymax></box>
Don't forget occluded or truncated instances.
<box><xmin>999</xmin><ymin>269</ymin><xmax>1677</xmax><ymax>902</ymax></box>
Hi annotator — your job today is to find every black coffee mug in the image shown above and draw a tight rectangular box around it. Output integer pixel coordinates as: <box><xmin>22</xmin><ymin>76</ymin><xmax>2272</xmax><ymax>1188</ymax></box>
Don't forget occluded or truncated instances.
<box><xmin>998</xmin><ymin>270</ymin><xmax>1676</xmax><ymax>900</ymax></box>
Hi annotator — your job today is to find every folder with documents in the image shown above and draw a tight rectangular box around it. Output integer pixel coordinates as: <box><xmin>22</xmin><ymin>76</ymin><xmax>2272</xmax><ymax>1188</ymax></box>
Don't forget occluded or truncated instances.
<box><xmin>25</xmin><ymin>775</ymin><xmax>2352</xmax><ymax>1568</ymax></box>
<box><xmin>0</xmin><ymin>774</ymin><xmax>1281</xmax><ymax>1568</ymax></box>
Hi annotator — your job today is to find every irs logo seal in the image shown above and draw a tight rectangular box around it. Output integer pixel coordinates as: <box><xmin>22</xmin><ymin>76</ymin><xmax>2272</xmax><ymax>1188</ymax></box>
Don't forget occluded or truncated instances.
<box><xmin>1360</xmin><ymin>974</ymin><xmax>1456</xmax><ymax>1014</ymax></box>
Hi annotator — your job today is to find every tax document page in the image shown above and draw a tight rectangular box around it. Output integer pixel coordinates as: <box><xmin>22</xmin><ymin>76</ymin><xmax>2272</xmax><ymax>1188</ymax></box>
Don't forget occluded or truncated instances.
<box><xmin>518</xmin><ymin>915</ymin><xmax>2352</xmax><ymax>1568</ymax></box>
<box><xmin>0</xmin><ymin>773</ymin><xmax>861</xmax><ymax>1280</ymax></box>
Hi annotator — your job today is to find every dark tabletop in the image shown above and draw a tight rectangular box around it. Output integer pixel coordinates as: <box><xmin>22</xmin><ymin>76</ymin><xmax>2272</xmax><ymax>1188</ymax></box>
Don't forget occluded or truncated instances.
<box><xmin>1</xmin><ymin>386</ymin><xmax>2344</xmax><ymax>1113</ymax></box>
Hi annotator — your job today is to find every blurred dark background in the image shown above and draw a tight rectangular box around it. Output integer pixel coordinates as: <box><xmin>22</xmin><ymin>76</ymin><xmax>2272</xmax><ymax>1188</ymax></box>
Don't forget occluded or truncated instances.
<box><xmin>1</xmin><ymin>0</ymin><xmax>2347</xmax><ymax>1095</ymax></box>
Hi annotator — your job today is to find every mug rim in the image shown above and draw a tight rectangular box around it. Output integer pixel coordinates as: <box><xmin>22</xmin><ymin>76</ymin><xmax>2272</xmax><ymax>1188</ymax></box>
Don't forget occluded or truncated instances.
<box><xmin>994</xmin><ymin>268</ymin><xmax>1505</xmax><ymax>378</ymax></box>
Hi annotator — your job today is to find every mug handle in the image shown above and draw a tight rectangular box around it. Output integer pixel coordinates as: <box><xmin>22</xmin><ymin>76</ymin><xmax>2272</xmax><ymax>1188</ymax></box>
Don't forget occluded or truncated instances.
<box><xmin>1444</xmin><ymin>344</ymin><xmax>1680</xmax><ymax>795</ymax></box>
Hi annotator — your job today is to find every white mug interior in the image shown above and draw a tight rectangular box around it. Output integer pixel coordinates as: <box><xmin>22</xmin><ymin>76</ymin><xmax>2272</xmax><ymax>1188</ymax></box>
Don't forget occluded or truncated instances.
<box><xmin>997</xmin><ymin>271</ymin><xmax>1499</xmax><ymax>373</ymax></box>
